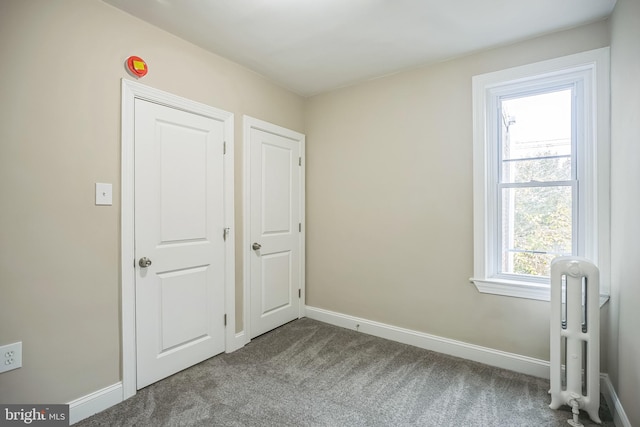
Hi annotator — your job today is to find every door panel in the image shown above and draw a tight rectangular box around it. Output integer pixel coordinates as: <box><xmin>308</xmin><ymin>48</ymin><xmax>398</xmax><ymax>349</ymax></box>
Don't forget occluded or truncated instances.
<box><xmin>159</xmin><ymin>123</ymin><xmax>208</xmax><ymax>241</ymax></box>
<box><xmin>262</xmin><ymin>143</ymin><xmax>292</xmax><ymax>233</ymax></box>
<box><xmin>250</xmin><ymin>127</ymin><xmax>302</xmax><ymax>338</ymax></box>
<box><xmin>262</xmin><ymin>251</ymin><xmax>292</xmax><ymax>314</ymax></box>
<box><xmin>158</xmin><ymin>266</ymin><xmax>208</xmax><ymax>350</ymax></box>
<box><xmin>135</xmin><ymin>99</ymin><xmax>226</xmax><ymax>389</ymax></box>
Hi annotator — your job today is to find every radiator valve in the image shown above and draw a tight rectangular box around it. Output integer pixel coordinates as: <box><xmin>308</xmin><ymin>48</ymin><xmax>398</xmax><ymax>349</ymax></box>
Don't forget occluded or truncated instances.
<box><xmin>567</xmin><ymin>393</ymin><xmax>584</xmax><ymax>427</ymax></box>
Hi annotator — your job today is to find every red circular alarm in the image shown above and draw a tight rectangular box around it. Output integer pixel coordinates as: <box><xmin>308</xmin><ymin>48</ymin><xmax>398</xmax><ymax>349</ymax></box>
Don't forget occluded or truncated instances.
<box><xmin>126</xmin><ymin>56</ymin><xmax>148</xmax><ymax>78</ymax></box>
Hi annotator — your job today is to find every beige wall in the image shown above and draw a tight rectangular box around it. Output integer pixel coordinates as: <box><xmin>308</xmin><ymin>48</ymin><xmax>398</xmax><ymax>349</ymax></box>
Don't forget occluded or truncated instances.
<box><xmin>304</xmin><ymin>20</ymin><xmax>610</xmax><ymax>361</ymax></box>
<box><xmin>0</xmin><ymin>0</ymin><xmax>304</xmax><ymax>404</ymax></box>
<box><xmin>2</xmin><ymin>0</ymin><xmax>635</xmax><ymax>418</ymax></box>
<box><xmin>609</xmin><ymin>0</ymin><xmax>640</xmax><ymax>425</ymax></box>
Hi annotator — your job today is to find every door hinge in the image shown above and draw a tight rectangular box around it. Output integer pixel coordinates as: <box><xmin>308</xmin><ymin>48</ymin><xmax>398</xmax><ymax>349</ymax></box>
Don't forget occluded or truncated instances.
<box><xmin>224</xmin><ymin>314</ymin><xmax>227</xmax><ymax>326</ymax></box>
<box><xmin>223</xmin><ymin>141</ymin><xmax>226</xmax><ymax>155</ymax></box>
<box><xmin>298</xmin><ymin>289</ymin><xmax>301</xmax><ymax>298</ymax></box>
<box><xmin>223</xmin><ymin>227</ymin><xmax>230</xmax><ymax>241</ymax></box>
<box><xmin>299</xmin><ymin>223</ymin><xmax>302</xmax><ymax>232</ymax></box>
<box><xmin>298</xmin><ymin>157</ymin><xmax>301</xmax><ymax>166</ymax></box>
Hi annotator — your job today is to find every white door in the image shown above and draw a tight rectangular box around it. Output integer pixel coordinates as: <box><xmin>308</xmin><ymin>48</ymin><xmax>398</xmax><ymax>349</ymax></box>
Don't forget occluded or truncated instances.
<box><xmin>134</xmin><ymin>98</ymin><xmax>226</xmax><ymax>389</ymax></box>
<box><xmin>248</xmin><ymin>123</ymin><xmax>304</xmax><ymax>338</ymax></box>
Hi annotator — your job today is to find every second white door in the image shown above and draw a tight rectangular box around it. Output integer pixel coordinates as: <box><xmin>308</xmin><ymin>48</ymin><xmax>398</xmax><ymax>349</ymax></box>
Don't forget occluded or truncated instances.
<box><xmin>247</xmin><ymin>120</ymin><xmax>304</xmax><ymax>339</ymax></box>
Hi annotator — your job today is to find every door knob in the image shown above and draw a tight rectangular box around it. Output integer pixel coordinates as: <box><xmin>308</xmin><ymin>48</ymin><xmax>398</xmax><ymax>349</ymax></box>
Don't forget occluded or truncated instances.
<box><xmin>252</xmin><ymin>243</ymin><xmax>262</xmax><ymax>251</ymax></box>
<box><xmin>139</xmin><ymin>257</ymin><xmax>152</xmax><ymax>268</ymax></box>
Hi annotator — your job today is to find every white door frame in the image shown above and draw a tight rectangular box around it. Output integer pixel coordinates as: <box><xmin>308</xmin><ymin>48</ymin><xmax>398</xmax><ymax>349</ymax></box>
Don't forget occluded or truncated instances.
<box><xmin>242</xmin><ymin>116</ymin><xmax>305</xmax><ymax>344</ymax></box>
<box><xmin>121</xmin><ymin>79</ymin><xmax>236</xmax><ymax>399</ymax></box>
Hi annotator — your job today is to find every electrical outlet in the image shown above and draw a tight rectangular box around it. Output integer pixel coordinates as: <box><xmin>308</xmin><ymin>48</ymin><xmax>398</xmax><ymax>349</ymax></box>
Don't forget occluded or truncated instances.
<box><xmin>0</xmin><ymin>342</ymin><xmax>22</xmax><ymax>374</ymax></box>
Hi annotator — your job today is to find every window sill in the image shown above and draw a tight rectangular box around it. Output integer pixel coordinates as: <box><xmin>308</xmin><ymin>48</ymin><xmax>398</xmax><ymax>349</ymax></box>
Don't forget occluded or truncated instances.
<box><xmin>470</xmin><ymin>277</ymin><xmax>610</xmax><ymax>307</ymax></box>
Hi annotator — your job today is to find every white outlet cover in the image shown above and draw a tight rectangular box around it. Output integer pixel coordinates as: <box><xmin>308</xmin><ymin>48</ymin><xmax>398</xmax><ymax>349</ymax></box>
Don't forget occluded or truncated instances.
<box><xmin>0</xmin><ymin>341</ymin><xmax>22</xmax><ymax>374</ymax></box>
<box><xmin>96</xmin><ymin>183</ymin><xmax>113</xmax><ymax>206</ymax></box>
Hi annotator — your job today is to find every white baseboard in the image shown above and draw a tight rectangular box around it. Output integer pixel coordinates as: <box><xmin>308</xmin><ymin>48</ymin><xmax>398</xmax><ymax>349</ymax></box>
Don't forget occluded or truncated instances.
<box><xmin>600</xmin><ymin>373</ymin><xmax>632</xmax><ymax>427</ymax></box>
<box><xmin>68</xmin><ymin>382</ymin><xmax>123</xmax><ymax>425</ymax></box>
<box><xmin>305</xmin><ymin>305</ymin><xmax>551</xmax><ymax>378</ymax></box>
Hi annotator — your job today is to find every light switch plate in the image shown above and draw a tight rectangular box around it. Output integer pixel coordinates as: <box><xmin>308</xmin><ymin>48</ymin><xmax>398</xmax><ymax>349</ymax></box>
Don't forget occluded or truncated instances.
<box><xmin>95</xmin><ymin>183</ymin><xmax>113</xmax><ymax>206</ymax></box>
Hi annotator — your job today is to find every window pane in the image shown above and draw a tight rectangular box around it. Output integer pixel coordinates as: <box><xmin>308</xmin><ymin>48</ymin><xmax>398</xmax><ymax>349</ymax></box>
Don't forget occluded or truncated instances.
<box><xmin>502</xmin><ymin>156</ymin><xmax>571</xmax><ymax>183</ymax></box>
<box><xmin>500</xmin><ymin>185</ymin><xmax>573</xmax><ymax>277</ymax></box>
<box><xmin>500</xmin><ymin>89</ymin><xmax>572</xmax><ymax>184</ymax></box>
<box><xmin>509</xmin><ymin>252</ymin><xmax>557</xmax><ymax>278</ymax></box>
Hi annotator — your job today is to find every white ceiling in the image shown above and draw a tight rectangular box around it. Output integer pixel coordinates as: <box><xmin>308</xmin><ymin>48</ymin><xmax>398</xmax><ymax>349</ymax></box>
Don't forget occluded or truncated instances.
<box><xmin>103</xmin><ymin>0</ymin><xmax>616</xmax><ymax>97</ymax></box>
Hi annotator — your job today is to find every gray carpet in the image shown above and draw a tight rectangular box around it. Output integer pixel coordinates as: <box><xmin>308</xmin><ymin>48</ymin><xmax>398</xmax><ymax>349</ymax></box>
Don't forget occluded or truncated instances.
<box><xmin>76</xmin><ymin>318</ymin><xmax>614</xmax><ymax>426</ymax></box>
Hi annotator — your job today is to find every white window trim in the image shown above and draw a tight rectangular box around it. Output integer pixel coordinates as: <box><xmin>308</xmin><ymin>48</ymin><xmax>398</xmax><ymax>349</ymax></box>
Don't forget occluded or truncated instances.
<box><xmin>471</xmin><ymin>48</ymin><xmax>610</xmax><ymax>302</ymax></box>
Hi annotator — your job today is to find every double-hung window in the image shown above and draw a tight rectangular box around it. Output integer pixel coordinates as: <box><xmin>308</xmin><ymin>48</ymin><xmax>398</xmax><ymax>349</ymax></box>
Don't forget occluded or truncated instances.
<box><xmin>471</xmin><ymin>48</ymin><xmax>610</xmax><ymax>301</ymax></box>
